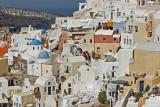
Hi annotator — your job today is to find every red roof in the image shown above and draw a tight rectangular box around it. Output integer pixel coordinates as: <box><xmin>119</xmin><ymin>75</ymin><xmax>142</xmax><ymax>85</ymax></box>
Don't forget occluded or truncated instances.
<box><xmin>0</xmin><ymin>42</ymin><xmax>9</xmax><ymax>57</ymax></box>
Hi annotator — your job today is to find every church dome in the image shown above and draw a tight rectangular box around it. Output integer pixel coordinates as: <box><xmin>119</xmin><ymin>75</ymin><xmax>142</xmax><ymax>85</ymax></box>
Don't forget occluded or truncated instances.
<box><xmin>38</xmin><ymin>51</ymin><xmax>50</xmax><ymax>59</ymax></box>
<box><xmin>31</xmin><ymin>39</ymin><xmax>42</xmax><ymax>45</ymax></box>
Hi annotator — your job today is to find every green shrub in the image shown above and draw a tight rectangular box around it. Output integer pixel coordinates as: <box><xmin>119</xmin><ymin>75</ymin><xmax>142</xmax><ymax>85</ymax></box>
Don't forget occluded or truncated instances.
<box><xmin>134</xmin><ymin>92</ymin><xmax>143</xmax><ymax>102</ymax></box>
<box><xmin>98</xmin><ymin>91</ymin><xmax>107</xmax><ymax>104</ymax></box>
<box><xmin>145</xmin><ymin>85</ymin><xmax>150</xmax><ymax>93</ymax></box>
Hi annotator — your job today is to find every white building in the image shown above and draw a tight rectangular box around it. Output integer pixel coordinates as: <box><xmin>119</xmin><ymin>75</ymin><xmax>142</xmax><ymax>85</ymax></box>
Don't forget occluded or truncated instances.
<box><xmin>143</xmin><ymin>94</ymin><xmax>160</xmax><ymax>107</ymax></box>
<box><xmin>47</xmin><ymin>27</ymin><xmax>62</xmax><ymax>50</ymax></box>
<box><xmin>34</xmin><ymin>76</ymin><xmax>57</xmax><ymax>107</ymax></box>
<box><xmin>118</xmin><ymin>49</ymin><xmax>133</xmax><ymax>77</ymax></box>
<box><xmin>121</xmin><ymin>32</ymin><xmax>134</xmax><ymax>49</ymax></box>
<box><xmin>0</xmin><ymin>77</ymin><xmax>8</xmax><ymax>98</ymax></box>
<box><xmin>12</xmin><ymin>92</ymin><xmax>34</xmax><ymax>107</ymax></box>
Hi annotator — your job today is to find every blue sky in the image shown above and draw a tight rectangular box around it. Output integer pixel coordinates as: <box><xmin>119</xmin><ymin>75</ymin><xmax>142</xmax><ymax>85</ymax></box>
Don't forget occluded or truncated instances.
<box><xmin>0</xmin><ymin>0</ymin><xmax>85</xmax><ymax>15</ymax></box>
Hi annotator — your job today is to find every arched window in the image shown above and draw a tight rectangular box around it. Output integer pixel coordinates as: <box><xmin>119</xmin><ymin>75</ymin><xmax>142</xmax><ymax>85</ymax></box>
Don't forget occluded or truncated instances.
<box><xmin>90</xmin><ymin>39</ymin><xmax>92</xmax><ymax>43</ymax></box>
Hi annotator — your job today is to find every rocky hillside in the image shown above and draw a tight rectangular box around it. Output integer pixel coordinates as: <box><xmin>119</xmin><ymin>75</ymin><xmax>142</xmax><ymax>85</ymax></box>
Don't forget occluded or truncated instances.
<box><xmin>0</xmin><ymin>7</ymin><xmax>57</xmax><ymax>27</ymax></box>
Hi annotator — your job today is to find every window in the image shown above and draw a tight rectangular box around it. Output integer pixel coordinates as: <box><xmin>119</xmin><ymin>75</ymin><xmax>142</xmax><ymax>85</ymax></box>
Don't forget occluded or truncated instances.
<box><xmin>123</xmin><ymin>13</ymin><xmax>125</xmax><ymax>16</ymax></box>
<box><xmin>112</xmin><ymin>66</ymin><xmax>115</xmax><ymax>70</ymax></box>
<box><xmin>117</xmin><ymin>12</ymin><xmax>121</xmax><ymax>17</ymax></box>
<box><xmin>133</xmin><ymin>50</ymin><xmax>135</xmax><ymax>59</ymax></box>
<box><xmin>103</xmin><ymin>74</ymin><xmax>105</xmax><ymax>79</ymax></box>
<box><xmin>130</xmin><ymin>39</ymin><xmax>132</xmax><ymax>45</ymax></box>
<box><xmin>68</xmin><ymin>83</ymin><xmax>71</xmax><ymax>94</ymax></box>
<box><xmin>84</xmin><ymin>39</ymin><xmax>86</xmax><ymax>43</ymax></box>
<box><xmin>103</xmin><ymin>38</ymin><xmax>106</xmax><ymax>40</ymax></box>
<box><xmin>90</xmin><ymin>39</ymin><xmax>92</xmax><ymax>43</ymax></box>
<box><xmin>126</xmin><ymin>39</ymin><xmax>129</xmax><ymax>45</ymax></box>
<box><xmin>148</xmin><ymin>32</ymin><xmax>152</xmax><ymax>37</ymax></box>
<box><xmin>135</xmin><ymin>26</ymin><xmax>138</xmax><ymax>32</ymax></box>
<box><xmin>109</xmin><ymin>92</ymin><xmax>111</xmax><ymax>96</ymax></box>
<box><xmin>52</xmin><ymin>86</ymin><xmax>55</xmax><ymax>91</ymax></box>
<box><xmin>66</xmin><ymin>66</ymin><xmax>69</xmax><ymax>73</ymax></box>
<box><xmin>97</xmin><ymin>47</ymin><xmax>100</xmax><ymax>52</ymax></box>
<box><xmin>37</xmin><ymin>87</ymin><xmax>40</xmax><ymax>92</ymax></box>
<box><xmin>113</xmin><ymin>38</ymin><xmax>117</xmax><ymax>41</ymax></box>
<box><xmin>68</xmin><ymin>88</ymin><xmax>71</xmax><ymax>94</ymax></box>
<box><xmin>48</xmin><ymin>82</ymin><xmax>51</xmax><ymax>85</ymax></box>
<box><xmin>116</xmin><ymin>29</ymin><xmax>119</xmax><ymax>34</ymax></box>
<box><xmin>0</xmin><ymin>82</ymin><xmax>2</xmax><ymax>87</ymax></box>
<box><xmin>111</xmin><ymin>12</ymin><xmax>113</xmax><ymax>20</ymax></box>
<box><xmin>142</xmin><ymin>0</ymin><xmax>145</xmax><ymax>5</ymax></box>
<box><xmin>68</xmin><ymin>83</ymin><xmax>71</xmax><ymax>87</ymax></box>
<box><xmin>124</xmin><ymin>38</ymin><xmax>126</xmax><ymax>44</ymax></box>
<box><xmin>112</xmin><ymin>72</ymin><xmax>114</xmax><ymax>77</ymax></box>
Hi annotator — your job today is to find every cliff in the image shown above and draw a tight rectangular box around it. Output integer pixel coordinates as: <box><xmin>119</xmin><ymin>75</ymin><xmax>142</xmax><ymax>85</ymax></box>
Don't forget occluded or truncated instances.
<box><xmin>0</xmin><ymin>7</ymin><xmax>57</xmax><ymax>27</ymax></box>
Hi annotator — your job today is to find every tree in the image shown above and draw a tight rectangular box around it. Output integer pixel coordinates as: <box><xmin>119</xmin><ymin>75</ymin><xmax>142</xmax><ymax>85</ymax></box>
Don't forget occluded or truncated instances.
<box><xmin>98</xmin><ymin>91</ymin><xmax>107</xmax><ymax>104</ymax></box>
<box><xmin>145</xmin><ymin>85</ymin><xmax>150</xmax><ymax>93</ymax></box>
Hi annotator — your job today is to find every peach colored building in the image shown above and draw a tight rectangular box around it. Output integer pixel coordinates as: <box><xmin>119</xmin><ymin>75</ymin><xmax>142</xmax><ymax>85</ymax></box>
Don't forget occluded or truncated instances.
<box><xmin>130</xmin><ymin>42</ymin><xmax>160</xmax><ymax>74</ymax></box>
<box><xmin>94</xmin><ymin>29</ymin><xmax>120</xmax><ymax>57</ymax></box>
<box><xmin>0</xmin><ymin>57</ymin><xmax>8</xmax><ymax>76</ymax></box>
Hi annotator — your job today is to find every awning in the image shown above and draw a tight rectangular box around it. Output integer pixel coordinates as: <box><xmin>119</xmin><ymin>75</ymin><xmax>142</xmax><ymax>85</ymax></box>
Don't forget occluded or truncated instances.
<box><xmin>111</xmin><ymin>80</ymin><xmax>128</xmax><ymax>84</ymax></box>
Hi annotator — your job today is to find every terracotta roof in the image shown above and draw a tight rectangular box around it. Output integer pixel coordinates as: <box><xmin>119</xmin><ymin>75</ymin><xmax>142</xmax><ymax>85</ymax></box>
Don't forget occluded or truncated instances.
<box><xmin>0</xmin><ymin>42</ymin><xmax>9</xmax><ymax>57</ymax></box>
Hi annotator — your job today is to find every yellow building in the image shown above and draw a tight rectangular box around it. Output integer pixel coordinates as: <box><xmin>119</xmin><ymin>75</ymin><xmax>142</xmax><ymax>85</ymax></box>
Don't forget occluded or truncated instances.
<box><xmin>0</xmin><ymin>57</ymin><xmax>8</xmax><ymax>76</ymax></box>
<box><xmin>130</xmin><ymin>42</ymin><xmax>160</xmax><ymax>74</ymax></box>
<box><xmin>125</xmin><ymin>14</ymin><xmax>154</xmax><ymax>43</ymax></box>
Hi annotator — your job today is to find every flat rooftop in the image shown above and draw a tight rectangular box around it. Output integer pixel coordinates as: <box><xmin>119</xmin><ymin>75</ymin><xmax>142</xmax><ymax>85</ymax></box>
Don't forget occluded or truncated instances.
<box><xmin>136</xmin><ymin>42</ymin><xmax>160</xmax><ymax>52</ymax></box>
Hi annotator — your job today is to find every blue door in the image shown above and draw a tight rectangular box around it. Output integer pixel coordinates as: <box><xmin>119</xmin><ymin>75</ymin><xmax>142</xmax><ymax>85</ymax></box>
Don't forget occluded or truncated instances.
<box><xmin>140</xmin><ymin>81</ymin><xmax>144</xmax><ymax>92</ymax></box>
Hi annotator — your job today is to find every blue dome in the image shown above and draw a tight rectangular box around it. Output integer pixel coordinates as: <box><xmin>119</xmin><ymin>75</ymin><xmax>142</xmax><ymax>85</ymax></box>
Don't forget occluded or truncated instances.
<box><xmin>38</xmin><ymin>51</ymin><xmax>50</xmax><ymax>59</ymax></box>
<box><xmin>31</xmin><ymin>39</ymin><xmax>42</xmax><ymax>45</ymax></box>
<box><xmin>29</xmin><ymin>60</ymin><xmax>35</xmax><ymax>64</ymax></box>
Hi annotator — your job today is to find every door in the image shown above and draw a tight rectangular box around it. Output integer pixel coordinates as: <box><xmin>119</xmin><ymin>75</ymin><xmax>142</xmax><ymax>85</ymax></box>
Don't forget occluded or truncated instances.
<box><xmin>111</xmin><ymin>12</ymin><xmax>113</xmax><ymax>20</ymax></box>
<box><xmin>139</xmin><ymin>81</ymin><xmax>144</xmax><ymax>92</ymax></box>
<box><xmin>48</xmin><ymin>86</ymin><xmax>51</xmax><ymax>95</ymax></box>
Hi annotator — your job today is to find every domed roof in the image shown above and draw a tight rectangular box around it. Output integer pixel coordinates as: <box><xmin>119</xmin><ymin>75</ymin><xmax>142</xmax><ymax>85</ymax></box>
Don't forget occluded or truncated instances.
<box><xmin>29</xmin><ymin>60</ymin><xmax>35</xmax><ymax>64</ymax></box>
<box><xmin>38</xmin><ymin>51</ymin><xmax>50</xmax><ymax>59</ymax></box>
<box><xmin>31</xmin><ymin>39</ymin><xmax>42</xmax><ymax>45</ymax></box>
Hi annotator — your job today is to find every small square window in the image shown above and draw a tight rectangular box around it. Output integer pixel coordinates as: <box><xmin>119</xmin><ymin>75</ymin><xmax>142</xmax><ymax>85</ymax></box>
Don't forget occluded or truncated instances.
<box><xmin>48</xmin><ymin>82</ymin><xmax>51</xmax><ymax>85</ymax></box>
<box><xmin>68</xmin><ymin>83</ymin><xmax>71</xmax><ymax>87</ymax></box>
<box><xmin>103</xmin><ymin>38</ymin><xmax>106</xmax><ymax>40</ymax></box>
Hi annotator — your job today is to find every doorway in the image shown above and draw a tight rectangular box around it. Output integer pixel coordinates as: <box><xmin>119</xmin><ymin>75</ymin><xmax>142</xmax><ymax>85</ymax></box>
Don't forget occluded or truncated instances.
<box><xmin>48</xmin><ymin>86</ymin><xmax>51</xmax><ymax>95</ymax></box>
<box><xmin>139</xmin><ymin>81</ymin><xmax>144</xmax><ymax>92</ymax></box>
